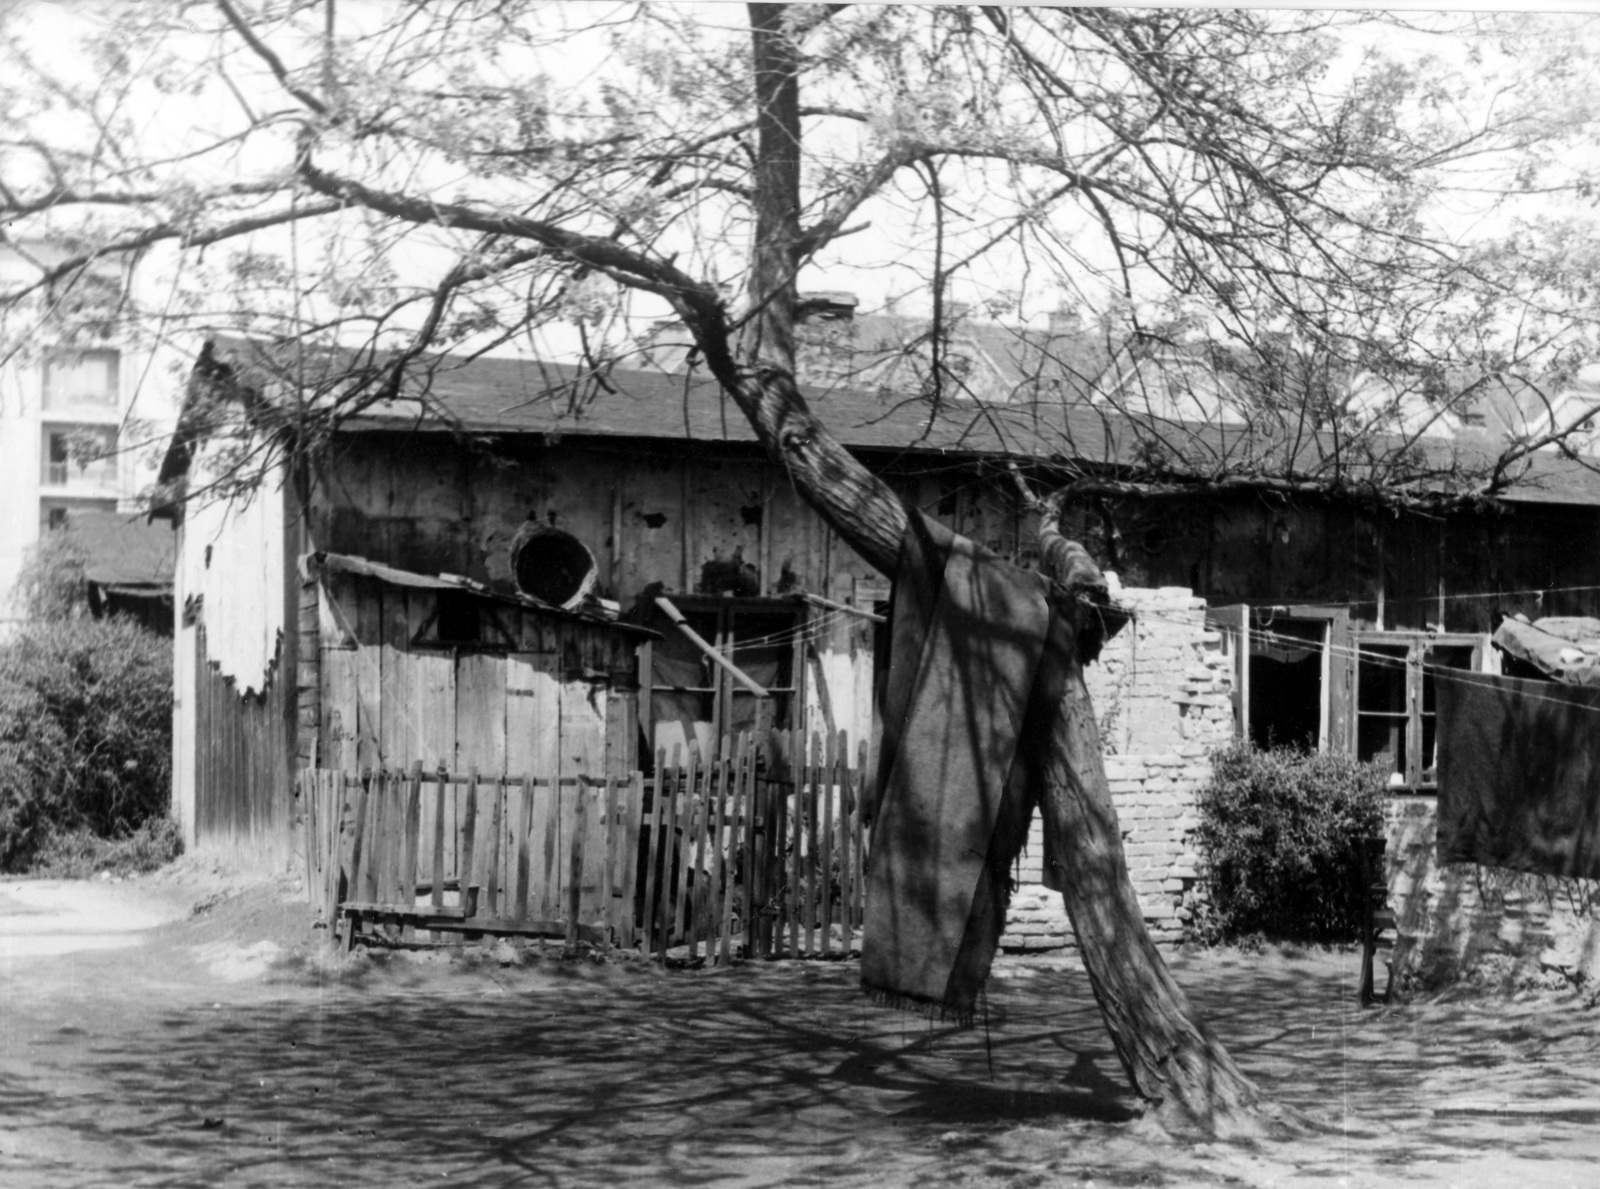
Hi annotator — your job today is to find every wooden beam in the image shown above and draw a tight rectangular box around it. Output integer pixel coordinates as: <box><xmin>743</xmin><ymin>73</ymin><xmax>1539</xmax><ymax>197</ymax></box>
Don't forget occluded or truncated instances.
<box><xmin>798</xmin><ymin>591</ymin><xmax>886</xmax><ymax>624</ymax></box>
<box><xmin>654</xmin><ymin>596</ymin><xmax>769</xmax><ymax>697</ymax></box>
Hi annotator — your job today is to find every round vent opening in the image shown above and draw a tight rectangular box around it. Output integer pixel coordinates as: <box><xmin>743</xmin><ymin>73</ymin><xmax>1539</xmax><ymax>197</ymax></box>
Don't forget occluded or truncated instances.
<box><xmin>510</xmin><ymin>524</ymin><xmax>598</xmax><ymax>609</ymax></box>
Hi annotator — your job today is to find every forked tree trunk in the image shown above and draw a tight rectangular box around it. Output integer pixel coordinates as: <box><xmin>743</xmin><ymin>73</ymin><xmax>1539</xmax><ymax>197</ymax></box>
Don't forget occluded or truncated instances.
<box><xmin>656</xmin><ymin>2</ymin><xmax>1272</xmax><ymax>1138</ymax></box>
<box><xmin>694</xmin><ymin>357</ymin><xmax>1269</xmax><ymax>1135</ymax></box>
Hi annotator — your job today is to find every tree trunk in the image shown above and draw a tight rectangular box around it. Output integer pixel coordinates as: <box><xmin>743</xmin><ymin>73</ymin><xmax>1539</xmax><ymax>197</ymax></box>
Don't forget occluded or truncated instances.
<box><xmin>695</xmin><ymin>3</ymin><xmax>1269</xmax><ymax>1138</ymax></box>
<box><xmin>1035</xmin><ymin>630</ymin><xmax>1269</xmax><ymax>1136</ymax></box>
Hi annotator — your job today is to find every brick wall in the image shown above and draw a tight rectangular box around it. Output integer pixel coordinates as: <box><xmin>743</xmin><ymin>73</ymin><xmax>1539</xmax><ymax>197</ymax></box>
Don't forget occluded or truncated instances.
<box><xmin>1002</xmin><ymin>584</ymin><xmax>1235</xmax><ymax>952</ymax></box>
<box><xmin>1383</xmin><ymin>797</ymin><xmax>1600</xmax><ymax>994</ymax></box>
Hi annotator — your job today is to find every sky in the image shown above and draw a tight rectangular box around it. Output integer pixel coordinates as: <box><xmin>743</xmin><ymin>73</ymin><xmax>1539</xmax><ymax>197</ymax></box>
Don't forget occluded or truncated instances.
<box><xmin>3</xmin><ymin>2</ymin><xmax>1599</xmax><ymax>375</ymax></box>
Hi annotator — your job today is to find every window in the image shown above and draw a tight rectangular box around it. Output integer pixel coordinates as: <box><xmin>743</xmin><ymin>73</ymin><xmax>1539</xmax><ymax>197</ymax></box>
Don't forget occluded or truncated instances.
<box><xmin>42</xmin><ymin>349</ymin><xmax>120</xmax><ymax>411</ymax></box>
<box><xmin>643</xmin><ymin>597</ymin><xmax>803</xmax><ymax>759</ymax></box>
<box><xmin>41</xmin><ymin>425</ymin><xmax>118</xmax><ymax>489</ymax></box>
<box><xmin>1207</xmin><ymin>604</ymin><xmax>1350</xmax><ymax>753</ymax></box>
<box><xmin>1353</xmin><ymin>633</ymin><xmax>1483</xmax><ymax>791</ymax></box>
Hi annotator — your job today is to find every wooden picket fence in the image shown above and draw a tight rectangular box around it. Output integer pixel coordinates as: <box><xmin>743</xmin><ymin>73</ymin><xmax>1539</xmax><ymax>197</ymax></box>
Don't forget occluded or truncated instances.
<box><xmin>301</xmin><ymin>729</ymin><xmax>872</xmax><ymax>960</ymax></box>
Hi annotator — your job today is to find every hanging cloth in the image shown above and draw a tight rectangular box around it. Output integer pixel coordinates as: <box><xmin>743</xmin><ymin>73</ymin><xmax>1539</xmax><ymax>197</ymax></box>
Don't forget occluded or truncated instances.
<box><xmin>863</xmin><ymin>510</ymin><xmax>1082</xmax><ymax>1024</ymax></box>
<box><xmin>1436</xmin><ymin>669</ymin><xmax>1600</xmax><ymax>879</ymax></box>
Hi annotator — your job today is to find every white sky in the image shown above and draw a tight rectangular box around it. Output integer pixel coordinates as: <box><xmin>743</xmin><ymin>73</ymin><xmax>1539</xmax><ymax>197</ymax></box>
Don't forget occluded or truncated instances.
<box><xmin>5</xmin><ymin>1</ymin><xmax>1600</xmax><ymax>368</ymax></box>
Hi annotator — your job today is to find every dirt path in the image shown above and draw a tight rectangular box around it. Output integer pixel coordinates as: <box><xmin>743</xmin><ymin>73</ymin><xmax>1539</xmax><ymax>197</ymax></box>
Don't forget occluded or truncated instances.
<box><xmin>2</xmin><ymin>870</ymin><xmax>1598</xmax><ymax>1187</ymax></box>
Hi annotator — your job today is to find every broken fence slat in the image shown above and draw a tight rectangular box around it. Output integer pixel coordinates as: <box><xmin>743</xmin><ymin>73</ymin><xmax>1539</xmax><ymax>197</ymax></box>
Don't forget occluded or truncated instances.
<box><xmin>820</xmin><ymin>731</ymin><xmax>837</xmax><ymax>957</ymax></box>
<box><xmin>602</xmin><ymin>776</ymin><xmax>619</xmax><ymax>955</ymax></box>
<box><xmin>483</xmin><ymin>776</ymin><xmax>504</xmax><ymax>920</ymax></box>
<box><xmin>539</xmin><ymin>766</ymin><xmax>563</xmax><ymax>921</ymax></box>
<box><xmin>431</xmin><ymin>767</ymin><xmax>448</xmax><ymax>911</ymax></box>
<box><xmin>460</xmin><ymin>768</ymin><xmax>479</xmax><ymax>920</ymax></box>
<box><xmin>677</xmin><ymin>742</ymin><xmax>698</xmax><ymax>953</ymax></box>
<box><xmin>566</xmin><ymin>783</ymin><xmax>585</xmax><ymax>949</ymax></box>
<box><xmin>401</xmin><ymin>763</ymin><xmax>425</xmax><ymax>941</ymax></box>
<box><xmin>657</xmin><ymin>745</ymin><xmax>681</xmax><ymax>963</ymax></box>
<box><xmin>514</xmin><ymin>772</ymin><xmax>533</xmax><ymax>926</ymax></box>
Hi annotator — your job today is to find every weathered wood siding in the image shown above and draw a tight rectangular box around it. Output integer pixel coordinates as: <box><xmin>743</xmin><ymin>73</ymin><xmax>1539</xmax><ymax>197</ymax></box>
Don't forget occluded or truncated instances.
<box><xmin>304</xmin><ymin>432</ymin><xmax>1600</xmax><ymax>793</ymax></box>
<box><xmin>309</xmin><ymin>436</ymin><xmax>884</xmax><ymax>763</ymax></box>
<box><xmin>173</xmin><ymin>465</ymin><xmax>301</xmax><ymax>871</ymax></box>
<box><xmin>1060</xmin><ymin>494</ymin><xmax>1600</xmax><ymax>632</ymax></box>
<box><xmin>191</xmin><ymin>624</ymin><xmax>294</xmax><ymax>870</ymax></box>
<box><xmin>314</xmin><ymin>572</ymin><xmax>638</xmax><ymax>777</ymax></box>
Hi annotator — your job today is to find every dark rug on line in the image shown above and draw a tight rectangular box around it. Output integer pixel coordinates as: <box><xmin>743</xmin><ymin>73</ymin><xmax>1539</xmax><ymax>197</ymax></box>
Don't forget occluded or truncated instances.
<box><xmin>1436</xmin><ymin>669</ymin><xmax>1600</xmax><ymax>880</ymax></box>
<box><xmin>862</xmin><ymin>511</ymin><xmax>1103</xmax><ymax>1024</ymax></box>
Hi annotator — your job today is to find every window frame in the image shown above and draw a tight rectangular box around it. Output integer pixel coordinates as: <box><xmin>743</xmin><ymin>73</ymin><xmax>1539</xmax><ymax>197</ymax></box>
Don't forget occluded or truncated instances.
<box><xmin>640</xmin><ymin>595</ymin><xmax>807</xmax><ymax>757</ymax></box>
<box><xmin>41</xmin><ymin>348</ymin><xmax>121</xmax><ymax>413</ymax></box>
<box><xmin>1351</xmin><ymin>630</ymin><xmax>1487</xmax><ymax>793</ymax></box>
<box><xmin>40</xmin><ymin>423</ymin><xmax>118</xmax><ymax>490</ymax></box>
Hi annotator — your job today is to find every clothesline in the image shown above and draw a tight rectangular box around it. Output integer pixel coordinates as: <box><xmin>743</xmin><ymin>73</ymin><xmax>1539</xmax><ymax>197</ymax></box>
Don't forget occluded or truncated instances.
<box><xmin>1212</xmin><ymin>616</ymin><xmax>1600</xmax><ymax>717</ymax></box>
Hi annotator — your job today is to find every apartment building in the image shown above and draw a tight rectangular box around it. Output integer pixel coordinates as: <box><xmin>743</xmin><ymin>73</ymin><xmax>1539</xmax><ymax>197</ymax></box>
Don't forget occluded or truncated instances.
<box><xmin>0</xmin><ymin>241</ymin><xmax>176</xmax><ymax>628</ymax></box>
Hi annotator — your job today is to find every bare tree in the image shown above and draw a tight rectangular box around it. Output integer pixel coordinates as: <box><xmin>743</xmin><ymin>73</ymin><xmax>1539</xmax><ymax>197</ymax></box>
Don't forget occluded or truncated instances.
<box><xmin>6</xmin><ymin>1</ymin><xmax>1600</xmax><ymax>1134</ymax></box>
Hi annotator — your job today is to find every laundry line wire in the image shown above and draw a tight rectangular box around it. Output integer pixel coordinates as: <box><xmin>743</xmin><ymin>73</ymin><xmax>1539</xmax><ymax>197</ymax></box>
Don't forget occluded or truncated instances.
<box><xmin>1121</xmin><ymin>602</ymin><xmax>1600</xmax><ymax>719</ymax></box>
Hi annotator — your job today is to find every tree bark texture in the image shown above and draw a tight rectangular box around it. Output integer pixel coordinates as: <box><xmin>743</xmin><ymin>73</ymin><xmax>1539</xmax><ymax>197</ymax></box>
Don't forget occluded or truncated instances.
<box><xmin>1033</xmin><ymin>627</ymin><xmax>1266</xmax><ymax>1135</ymax></box>
<box><xmin>693</xmin><ymin>4</ymin><xmax>1267</xmax><ymax>1137</ymax></box>
<box><xmin>739</xmin><ymin>369</ymin><xmax>1266</xmax><ymax>1134</ymax></box>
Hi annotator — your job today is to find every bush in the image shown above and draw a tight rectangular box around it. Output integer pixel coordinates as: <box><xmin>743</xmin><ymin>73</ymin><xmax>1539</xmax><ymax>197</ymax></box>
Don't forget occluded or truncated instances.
<box><xmin>0</xmin><ymin>617</ymin><xmax>174</xmax><ymax>872</ymax></box>
<box><xmin>28</xmin><ymin>816</ymin><xmax>185</xmax><ymax>879</ymax></box>
<box><xmin>1191</xmin><ymin>743</ymin><xmax>1388</xmax><ymax>944</ymax></box>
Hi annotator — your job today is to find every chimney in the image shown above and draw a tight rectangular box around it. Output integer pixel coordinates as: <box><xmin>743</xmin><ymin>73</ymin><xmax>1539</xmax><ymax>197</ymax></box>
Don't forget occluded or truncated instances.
<box><xmin>1047</xmin><ymin>304</ymin><xmax>1082</xmax><ymax>338</ymax></box>
<box><xmin>796</xmin><ymin>291</ymin><xmax>859</xmax><ymax>324</ymax></box>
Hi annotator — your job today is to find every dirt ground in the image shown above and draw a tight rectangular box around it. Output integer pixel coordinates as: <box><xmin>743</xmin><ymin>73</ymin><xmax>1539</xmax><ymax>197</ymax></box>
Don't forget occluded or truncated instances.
<box><xmin>2</xmin><ymin>862</ymin><xmax>1598</xmax><ymax>1188</ymax></box>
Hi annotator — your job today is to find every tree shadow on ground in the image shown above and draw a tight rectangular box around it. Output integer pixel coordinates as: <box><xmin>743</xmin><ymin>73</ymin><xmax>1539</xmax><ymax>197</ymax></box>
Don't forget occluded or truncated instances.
<box><xmin>2</xmin><ymin>949</ymin><xmax>1597</xmax><ymax>1187</ymax></box>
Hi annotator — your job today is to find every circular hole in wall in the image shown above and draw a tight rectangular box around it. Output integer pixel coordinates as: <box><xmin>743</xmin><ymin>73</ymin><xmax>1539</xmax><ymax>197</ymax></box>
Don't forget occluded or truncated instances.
<box><xmin>509</xmin><ymin>525</ymin><xmax>597</xmax><ymax>609</ymax></box>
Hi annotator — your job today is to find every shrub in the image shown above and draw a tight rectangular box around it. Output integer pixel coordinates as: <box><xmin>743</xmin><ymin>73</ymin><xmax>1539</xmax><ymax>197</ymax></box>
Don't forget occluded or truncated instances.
<box><xmin>1191</xmin><ymin>743</ymin><xmax>1388</xmax><ymax>944</ymax></box>
<box><xmin>29</xmin><ymin>816</ymin><xmax>185</xmax><ymax>879</ymax></box>
<box><xmin>0</xmin><ymin>616</ymin><xmax>174</xmax><ymax>872</ymax></box>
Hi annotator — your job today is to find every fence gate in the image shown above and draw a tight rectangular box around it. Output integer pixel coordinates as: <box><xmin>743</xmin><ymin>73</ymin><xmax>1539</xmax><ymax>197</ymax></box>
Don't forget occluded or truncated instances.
<box><xmin>301</xmin><ymin>729</ymin><xmax>873</xmax><ymax>960</ymax></box>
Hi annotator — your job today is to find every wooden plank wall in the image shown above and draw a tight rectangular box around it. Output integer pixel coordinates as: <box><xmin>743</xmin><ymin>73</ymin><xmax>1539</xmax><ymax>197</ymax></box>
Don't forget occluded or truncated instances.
<box><xmin>315</xmin><ymin>575</ymin><xmax>641</xmax><ymax>906</ymax></box>
<box><xmin>193</xmin><ymin>624</ymin><xmax>293</xmax><ymax>870</ymax></box>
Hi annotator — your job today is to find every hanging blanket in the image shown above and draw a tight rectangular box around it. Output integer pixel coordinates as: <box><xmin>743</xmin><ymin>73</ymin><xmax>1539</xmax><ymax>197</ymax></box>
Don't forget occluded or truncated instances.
<box><xmin>1436</xmin><ymin>669</ymin><xmax>1600</xmax><ymax>879</ymax></box>
<box><xmin>862</xmin><ymin>511</ymin><xmax>1099</xmax><ymax>1023</ymax></box>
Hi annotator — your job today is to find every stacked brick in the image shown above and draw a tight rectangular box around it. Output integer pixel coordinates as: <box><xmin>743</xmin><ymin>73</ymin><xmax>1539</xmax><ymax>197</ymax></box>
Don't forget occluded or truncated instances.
<box><xmin>1001</xmin><ymin>584</ymin><xmax>1235</xmax><ymax>953</ymax></box>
